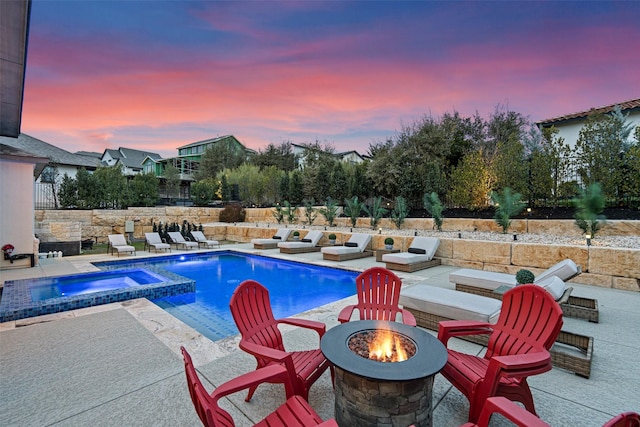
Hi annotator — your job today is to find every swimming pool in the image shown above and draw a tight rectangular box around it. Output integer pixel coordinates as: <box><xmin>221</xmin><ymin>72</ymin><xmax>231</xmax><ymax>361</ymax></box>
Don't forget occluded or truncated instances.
<box><xmin>96</xmin><ymin>251</ymin><xmax>358</xmax><ymax>341</ymax></box>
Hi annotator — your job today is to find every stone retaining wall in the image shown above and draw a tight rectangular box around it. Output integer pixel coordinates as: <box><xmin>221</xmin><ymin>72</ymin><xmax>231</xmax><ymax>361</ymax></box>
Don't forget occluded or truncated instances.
<box><xmin>34</xmin><ymin>208</ymin><xmax>639</xmax><ymax>291</ymax></box>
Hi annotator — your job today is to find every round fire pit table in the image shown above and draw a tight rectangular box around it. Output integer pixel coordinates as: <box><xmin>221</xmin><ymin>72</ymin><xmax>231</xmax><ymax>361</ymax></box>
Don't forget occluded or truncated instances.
<box><xmin>321</xmin><ymin>320</ymin><xmax>447</xmax><ymax>427</ymax></box>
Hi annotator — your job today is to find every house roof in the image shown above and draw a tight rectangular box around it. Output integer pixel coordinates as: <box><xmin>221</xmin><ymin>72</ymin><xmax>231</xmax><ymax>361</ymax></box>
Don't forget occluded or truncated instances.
<box><xmin>102</xmin><ymin>147</ymin><xmax>162</xmax><ymax>169</ymax></box>
<box><xmin>177</xmin><ymin>135</ymin><xmax>241</xmax><ymax>150</ymax></box>
<box><xmin>536</xmin><ymin>98</ymin><xmax>640</xmax><ymax>126</ymax></box>
<box><xmin>0</xmin><ymin>133</ymin><xmax>100</xmax><ymax>169</ymax></box>
<box><xmin>0</xmin><ymin>142</ymin><xmax>52</xmax><ymax>179</ymax></box>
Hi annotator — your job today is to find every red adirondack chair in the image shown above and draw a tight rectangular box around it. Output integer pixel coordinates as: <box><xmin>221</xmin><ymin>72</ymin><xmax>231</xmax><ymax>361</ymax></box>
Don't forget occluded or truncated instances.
<box><xmin>229</xmin><ymin>280</ymin><xmax>333</xmax><ymax>402</ymax></box>
<box><xmin>603</xmin><ymin>412</ymin><xmax>640</xmax><ymax>427</ymax></box>
<box><xmin>181</xmin><ymin>346</ymin><xmax>338</xmax><ymax>427</ymax></box>
<box><xmin>459</xmin><ymin>396</ymin><xmax>550</xmax><ymax>427</ymax></box>
<box><xmin>338</xmin><ymin>267</ymin><xmax>417</xmax><ymax>326</ymax></box>
<box><xmin>438</xmin><ymin>284</ymin><xmax>564</xmax><ymax>423</ymax></box>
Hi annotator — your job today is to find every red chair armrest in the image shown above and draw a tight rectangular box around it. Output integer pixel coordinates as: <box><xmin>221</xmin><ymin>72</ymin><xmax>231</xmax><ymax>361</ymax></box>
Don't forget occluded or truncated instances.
<box><xmin>239</xmin><ymin>340</ymin><xmax>291</xmax><ymax>363</ymax></box>
<box><xmin>278</xmin><ymin>317</ymin><xmax>327</xmax><ymax>335</ymax></box>
<box><xmin>488</xmin><ymin>351</ymin><xmax>553</xmax><ymax>378</ymax></box>
<box><xmin>400</xmin><ymin>308</ymin><xmax>417</xmax><ymax>326</ymax></box>
<box><xmin>437</xmin><ymin>320</ymin><xmax>493</xmax><ymax>346</ymax></box>
<box><xmin>212</xmin><ymin>365</ymin><xmax>292</xmax><ymax>399</ymax></box>
<box><xmin>337</xmin><ymin>305</ymin><xmax>356</xmax><ymax>323</ymax></box>
<box><xmin>474</xmin><ymin>397</ymin><xmax>551</xmax><ymax>427</ymax></box>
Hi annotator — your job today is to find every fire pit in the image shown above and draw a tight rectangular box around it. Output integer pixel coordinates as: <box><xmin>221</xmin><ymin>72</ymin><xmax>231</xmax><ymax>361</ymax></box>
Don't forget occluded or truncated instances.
<box><xmin>321</xmin><ymin>320</ymin><xmax>447</xmax><ymax>427</ymax></box>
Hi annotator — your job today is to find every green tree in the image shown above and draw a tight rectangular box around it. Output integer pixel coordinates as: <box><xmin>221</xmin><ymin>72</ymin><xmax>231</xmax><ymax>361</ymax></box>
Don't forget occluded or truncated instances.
<box><xmin>190</xmin><ymin>180</ymin><xmax>217</xmax><ymax>206</ymax></box>
<box><xmin>222</xmin><ymin>164</ymin><xmax>264</xmax><ymax>205</ymax></box>
<box><xmin>449</xmin><ymin>150</ymin><xmax>493</xmax><ymax>209</ymax></box>
<box><xmin>58</xmin><ymin>173</ymin><xmax>78</xmax><ymax>208</ymax></box>
<box><xmin>130</xmin><ymin>172</ymin><xmax>158</xmax><ymax>206</ymax></box>
<box><xmin>491</xmin><ymin>187</ymin><xmax>524</xmax><ymax>233</ymax></box>
<box><xmin>195</xmin><ymin>142</ymin><xmax>245</xmax><ymax>180</ymax></box>
<box><xmin>251</xmin><ymin>141</ymin><xmax>296</xmax><ymax>171</ymax></box>
<box><xmin>289</xmin><ymin>170</ymin><xmax>304</xmax><ymax>204</ymax></box>
<box><xmin>329</xmin><ymin>162</ymin><xmax>348</xmax><ymax>202</ymax></box>
<box><xmin>76</xmin><ymin>167</ymin><xmax>99</xmax><ymax>209</ymax></box>
<box><xmin>390</xmin><ymin>196</ymin><xmax>408</xmax><ymax>229</ymax></box>
<box><xmin>94</xmin><ymin>165</ymin><xmax>130</xmax><ymax>209</ymax></box>
<box><xmin>163</xmin><ymin>163</ymin><xmax>181</xmax><ymax>204</ymax></box>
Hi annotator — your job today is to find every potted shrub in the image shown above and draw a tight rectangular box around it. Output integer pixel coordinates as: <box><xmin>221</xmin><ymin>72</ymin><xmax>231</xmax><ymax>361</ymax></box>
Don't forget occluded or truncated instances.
<box><xmin>328</xmin><ymin>233</ymin><xmax>337</xmax><ymax>245</ymax></box>
<box><xmin>292</xmin><ymin>230</ymin><xmax>300</xmax><ymax>240</ymax></box>
<box><xmin>515</xmin><ymin>269</ymin><xmax>535</xmax><ymax>285</ymax></box>
<box><xmin>384</xmin><ymin>237</ymin><xmax>394</xmax><ymax>250</ymax></box>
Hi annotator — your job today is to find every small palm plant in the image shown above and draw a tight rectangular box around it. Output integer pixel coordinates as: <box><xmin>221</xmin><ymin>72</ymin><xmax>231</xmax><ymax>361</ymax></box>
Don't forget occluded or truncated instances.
<box><xmin>390</xmin><ymin>196</ymin><xmax>408</xmax><ymax>229</ymax></box>
<box><xmin>344</xmin><ymin>196</ymin><xmax>363</xmax><ymax>228</ymax></box>
<box><xmin>272</xmin><ymin>203</ymin><xmax>284</xmax><ymax>224</ymax></box>
<box><xmin>491</xmin><ymin>188</ymin><xmax>524</xmax><ymax>234</ymax></box>
<box><xmin>363</xmin><ymin>196</ymin><xmax>388</xmax><ymax>229</ymax></box>
<box><xmin>302</xmin><ymin>198</ymin><xmax>318</xmax><ymax>225</ymax></box>
<box><xmin>423</xmin><ymin>192</ymin><xmax>444</xmax><ymax>231</ymax></box>
<box><xmin>318</xmin><ymin>197</ymin><xmax>338</xmax><ymax>227</ymax></box>
<box><xmin>283</xmin><ymin>200</ymin><xmax>297</xmax><ymax>224</ymax></box>
<box><xmin>574</xmin><ymin>183</ymin><xmax>606</xmax><ymax>239</ymax></box>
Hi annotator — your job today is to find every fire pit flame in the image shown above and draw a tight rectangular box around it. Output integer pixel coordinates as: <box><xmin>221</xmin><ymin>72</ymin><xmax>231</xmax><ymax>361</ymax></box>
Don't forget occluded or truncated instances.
<box><xmin>348</xmin><ymin>324</ymin><xmax>416</xmax><ymax>363</ymax></box>
<box><xmin>369</xmin><ymin>328</ymin><xmax>408</xmax><ymax>362</ymax></box>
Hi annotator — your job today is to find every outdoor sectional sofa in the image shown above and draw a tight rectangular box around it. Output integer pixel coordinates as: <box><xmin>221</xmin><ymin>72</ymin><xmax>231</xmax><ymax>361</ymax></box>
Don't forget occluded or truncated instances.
<box><xmin>399</xmin><ymin>283</ymin><xmax>594</xmax><ymax>378</ymax></box>
<box><xmin>449</xmin><ymin>259</ymin><xmax>599</xmax><ymax>323</ymax></box>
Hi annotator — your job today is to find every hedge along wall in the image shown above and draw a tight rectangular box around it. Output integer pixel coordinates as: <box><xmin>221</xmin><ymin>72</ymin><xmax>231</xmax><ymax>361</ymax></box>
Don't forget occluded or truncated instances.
<box><xmin>34</xmin><ymin>208</ymin><xmax>639</xmax><ymax>291</ymax></box>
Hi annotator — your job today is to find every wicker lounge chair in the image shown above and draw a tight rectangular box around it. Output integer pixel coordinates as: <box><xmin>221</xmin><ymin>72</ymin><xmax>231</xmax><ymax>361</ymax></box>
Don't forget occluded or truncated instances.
<box><xmin>277</xmin><ymin>230</ymin><xmax>323</xmax><ymax>254</ymax></box>
<box><xmin>251</xmin><ymin>228</ymin><xmax>291</xmax><ymax>249</ymax></box>
<box><xmin>399</xmin><ymin>283</ymin><xmax>594</xmax><ymax>378</ymax></box>
<box><xmin>321</xmin><ymin>233</ymin><xmax>372</xmax><ymax>261</ymax></box>
<box><xmin>382</xmin><ymin>236</ymin><xmax>441</xmax><ymax>272</ymax></box>
<box><xmin>449</xmin><ymin>259</ymin><xmax>599</xmax><ymax>322</ymax></box>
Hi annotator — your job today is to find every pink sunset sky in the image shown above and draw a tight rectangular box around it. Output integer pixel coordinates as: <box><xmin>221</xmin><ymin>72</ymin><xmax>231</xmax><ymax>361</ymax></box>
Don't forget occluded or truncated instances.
<box><xmin>21</xmin><ymin>1</ymin><xmax>640</xmax><ymax>158</ymax></box>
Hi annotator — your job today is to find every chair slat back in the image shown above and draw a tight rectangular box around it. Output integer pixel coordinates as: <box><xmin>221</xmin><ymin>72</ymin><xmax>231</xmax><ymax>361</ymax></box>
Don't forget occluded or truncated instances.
<box><xmin>486</xmin><ymin>285</ymin><xmax>563</xmax><ymax>359</ymax></box>
<box><xmin>354</xmin><ymin>267</ymin><xmax>403</xmax><ymax>322</ymax></box>
<box><xmin>230</xmin><ymin>281</ymin><xmax>285</xmax><ymax>357</ymax></box>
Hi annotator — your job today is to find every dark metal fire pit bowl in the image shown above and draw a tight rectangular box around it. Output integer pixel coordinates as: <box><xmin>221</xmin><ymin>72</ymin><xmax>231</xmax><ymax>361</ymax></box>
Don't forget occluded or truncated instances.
<box><xmin>321</xmin><ymin>320</ymin><xmax>447</xmax><ymax>427</ymax></box>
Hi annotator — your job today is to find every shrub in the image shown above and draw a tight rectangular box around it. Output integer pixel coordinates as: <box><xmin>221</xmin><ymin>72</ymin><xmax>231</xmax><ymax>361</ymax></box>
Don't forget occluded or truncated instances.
<box><xmin>491</xmin><ymin>187</ymin><xmax>524</xmax><ymax>233</ymax></box>
<box><xmin>219</xmin><ymin>203</ymin><xmax>246</xmax><ymax>223</ymax></box>
<box><xmin>574</xmin><ymin>183</ymin><xmax>606</xmax><ymax>238</ymax></box>
<box><xmin>390</xmin><ymin>196</ymin><xmax>408</xmax><ymax>229</ymax></box>
<box><xmin>328</xmin><ymin>233</ymin><xmax>337</xmax><ymax>240</ymax></box>
<box><xmin>319</xmin><ymin>197</ymin><xmax>338</xmax><ymax>227</ymax></box>
<box><xmin>384</xmin><ymin>237</ymin><xmax>394</xmax><ymax>245</ymax></box>
<box><xmin>363</xmin><ymin>196</ymin><xmax>387</xmax><ymax>229</ymax></box>
<box><xmin>283</xmin><ymin>200</ymin><xmax>297</xmax><ymax>224</ymax></box>
<box><xmin>272</xmin><ymin>203</ymin><xmax>284</xmax><ymax>224</ymax></box>
<box><xmin>423</xmin><ymin>192</ymin><xmax>444</xmax><ymax>231</ymax></box>
<box><xmin>302</xmin><ymin>198</ymin><xmax>318</xmax><ymax>225</ymax></box>
<box><xmin>344</xmin><ymin>196</ymin><xmax>363</xmax><ymax>228</ymax></box>
<box><xmin>293</xmin><ymin>231</ymin><xmax>300</xmax><ymax>238</ymax></box>
<box><xmin>515</xmin><ymin>269</ymin><xmax>535</xmax><ymax>285</ymax></box>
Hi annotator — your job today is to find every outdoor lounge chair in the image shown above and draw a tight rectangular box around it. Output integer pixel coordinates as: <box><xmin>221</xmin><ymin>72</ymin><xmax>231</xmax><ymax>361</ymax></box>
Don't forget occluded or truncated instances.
<box><xmin>181</xmin><ymin>346</ymin><xmax>338</xmax><ymax>427</ymax></box>
<box><xmin>438</xmin><ymin>284</ymin><xmax>564</xmax><ymax>423</ymax></box>
<box><xmin>321</xmin><ymin>233</ymin><xmax>372</xmax><ymax>261</ymax></box>
<box><xmin>450</xmin><ymin>259</ymin><xmax>599</xmax><ymax>322</ymax></box>
<box><xmin>381</xmin><ymin>236</ymin><xmax>441</xmax><ymax>272</ymax></box>
<box><xmin>144</xmin><ymin>232</ymin><xmax>171</xmax><ymax>253</ymax></box>
<box><xmin>251</xmin><ymin>228</ymin><xmax>291</xmax><ymax>249</ymax></box>
<box><xmin>107</xmin><ymin>234</ymin><xmax>136</xmax><ymax>257</ymax></box>
<box><xmin>167</xmin><ymin>232</ymin><xmax>199</xmax><ymax>250</ymax></box>
<box><xmin>399</xmin><ymin>281</ymin><xmax>594</xmax><ymax>378</ymax></box>
<box><xmin>277</xmin><ymin>230</ymin><xmax>323</xmax><ymax>254</ymax></box>
<box><xmin>190</xmin><ymin>231</ymin><xmax>220</xmax><ymax>248</ymax></box>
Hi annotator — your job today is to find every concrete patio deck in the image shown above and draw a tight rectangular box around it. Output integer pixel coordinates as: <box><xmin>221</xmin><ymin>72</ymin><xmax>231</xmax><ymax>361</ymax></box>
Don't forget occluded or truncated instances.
<box><xmin>1</xmin><ymin>243</ymin><xmax>638</xmax><ymax>426</ymax></box>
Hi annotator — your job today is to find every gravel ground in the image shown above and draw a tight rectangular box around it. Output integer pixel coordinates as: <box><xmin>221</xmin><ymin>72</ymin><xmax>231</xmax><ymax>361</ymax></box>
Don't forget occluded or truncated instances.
<box><xmin>245</xmin><ymin>223</ymin><xmax>640</xmax><ymax>249</ymax></box>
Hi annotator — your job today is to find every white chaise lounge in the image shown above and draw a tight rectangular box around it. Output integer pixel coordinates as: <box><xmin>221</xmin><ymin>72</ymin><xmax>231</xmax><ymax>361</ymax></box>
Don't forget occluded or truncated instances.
<box><xmin>144</xmin><ymin>232</ymin><xmax>171</xmax><ymax>253</ymax></box>
<box><xmin>277</xmin><ymin>230</ymin><xmax>323</xmax><ymax>254</ymax></box>
<box><xmin>449</xmin><ymin>259</ymin><xmax>599</xmax><ymax>322</ymax></box>
<box><xmin>107</xmin><ymin>234</ymin><xmax>136</xmax><ymax>257</ymax></box>
<box><xmin>167</xmin><ymin>232</ymin><xmax>199</xmax><ymax>250</ymax></box>
<box><xmin>321</xmin><ymin>233</ymin><xmax>372</xmax><ymax>261</ymax></box>
<box><xmin>190</xmin><ymin>231</ymin><xmax>220</xmax><ymax>248</ymax></box>
<box><xmin>381</xmin><ymin>236</ymin><xmax>441</xmax><ymax>272</ymax></box>
<box><xmin>251</xmin><ymin>228</ymin><xmax>291</xmax><ymax>249</ymax></box>
<box><xmin>399</xmin><ymin>282</ymin><xmax>594</xmax><ymax>378</ymax></box>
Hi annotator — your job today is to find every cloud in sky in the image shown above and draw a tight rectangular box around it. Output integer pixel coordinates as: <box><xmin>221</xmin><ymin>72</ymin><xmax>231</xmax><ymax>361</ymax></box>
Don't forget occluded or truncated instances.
<box><xmin>21</xmin><ymin>0</ymin><xmax>640</xmax><ymax>158</ymax></box>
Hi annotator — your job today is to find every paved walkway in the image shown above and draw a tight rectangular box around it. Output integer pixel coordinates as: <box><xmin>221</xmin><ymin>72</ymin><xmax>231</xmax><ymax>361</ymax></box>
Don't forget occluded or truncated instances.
<box><xmin>1</xmin><ymin>244</ymin><xmax>638</xmax><ymax>426</ymax></box>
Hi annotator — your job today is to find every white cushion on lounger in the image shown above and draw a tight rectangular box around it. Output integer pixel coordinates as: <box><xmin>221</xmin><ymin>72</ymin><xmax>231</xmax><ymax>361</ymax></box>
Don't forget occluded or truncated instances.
<box><xmin>535</xmin><ymin>276</ymin><xmax>567</xmax><ymax>301</ymax></box>
<box><xmin>382</xmin><ymin>237</ymin><xmax>439</xmax><ymax>264</ymax></box>
<box><xmin>449</xmin><ymin>269</ymin><xmax>515</xmax><ymax>290</ymax></box>
<box><xmin>399</xmin><ymin>284</ymin><xmax>502</xmax><ymax>324</ymax></box>
<box><xmin>277</xmin><ymin>230</ymin><xmax>323</xmax><ymax>249</ymax></box>
<box><xmin>535</xmin><ymin>259</ymin><xmax>579</xmax><ymax>282</ymax></box>
<box><xmin>321</xmin><ymin>233</ymin><xmax>371</xmax><ymax>255</ymax></box>
<box><xmin>251</xmin><ymin>228</ymin><xmax>291</xmax><ymax>245</ymax></box>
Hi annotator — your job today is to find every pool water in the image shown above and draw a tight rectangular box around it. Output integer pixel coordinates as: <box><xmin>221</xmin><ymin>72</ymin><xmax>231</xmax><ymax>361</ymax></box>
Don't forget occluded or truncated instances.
<box><xmin>97</xmin><ymin>251</ymin><xmax>358</xmax><ymax>341</ymax></box>
<box><xmin>29</xmin><ymin>269</ymin><xmax>166</xmax><ymax>301</ymax></box>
